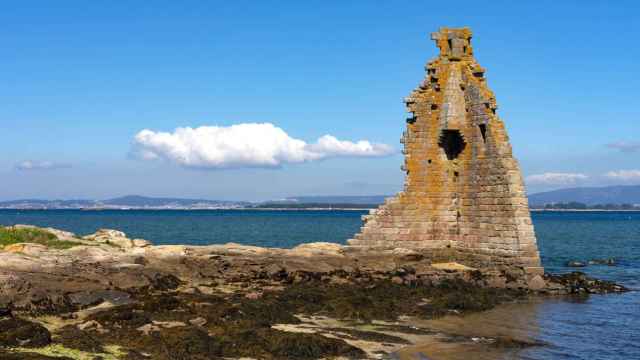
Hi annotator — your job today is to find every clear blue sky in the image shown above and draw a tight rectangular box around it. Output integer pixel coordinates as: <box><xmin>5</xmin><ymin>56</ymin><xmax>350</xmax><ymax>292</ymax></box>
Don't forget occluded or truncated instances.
<box><xmin>1</xmin><ymin>1</ymin><xmax>638</xmax><ymax>201</ymax></box>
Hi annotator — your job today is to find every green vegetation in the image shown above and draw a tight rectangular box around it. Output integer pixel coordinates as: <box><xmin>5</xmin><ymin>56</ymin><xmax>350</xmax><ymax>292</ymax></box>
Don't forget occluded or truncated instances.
<box><xmin>4</xmin><ymin>344</ymin><xmax>124</xmax><ymax>360</ymax></box>
<box><xmin>0</xmin><ymin>227</ymin><xmax>78</xmax><ymax>250</ymax></box>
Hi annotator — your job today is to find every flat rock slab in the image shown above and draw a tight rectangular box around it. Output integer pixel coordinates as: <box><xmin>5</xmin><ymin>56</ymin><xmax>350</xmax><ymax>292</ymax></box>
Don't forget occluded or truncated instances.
<box><xmin>431</xmin><ymin>262</ymin><xmax>476</xmax><ymax>271</ymax></box>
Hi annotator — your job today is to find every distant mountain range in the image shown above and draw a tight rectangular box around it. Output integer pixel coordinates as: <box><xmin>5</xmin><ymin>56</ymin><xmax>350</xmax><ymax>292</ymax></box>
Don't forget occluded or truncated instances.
<box><xmin>1</xmin><ymin>185</ymin><xmax>639</xmax><ymax>209</ymax></box>
<box><xmin>285</xmin><ymin>186</ymin><xmax>640</xmax><ymax>207</ymax></box>
<box><xmin>527</xmin><ymin>185</ymin><xmax>640</xmax><ymax>206</ymax></box>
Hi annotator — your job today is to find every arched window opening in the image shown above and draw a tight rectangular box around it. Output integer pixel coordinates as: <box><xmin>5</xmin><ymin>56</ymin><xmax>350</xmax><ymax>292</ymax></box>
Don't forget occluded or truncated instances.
<box><xmin>479</xmin><ymin>124</ymin><xmax>487</xmax><ymax>143</ymax></box>
<box><xmin>438</xmin><ymin>130</ymin><xmax>466</xmax><ymax>160</ymax></box>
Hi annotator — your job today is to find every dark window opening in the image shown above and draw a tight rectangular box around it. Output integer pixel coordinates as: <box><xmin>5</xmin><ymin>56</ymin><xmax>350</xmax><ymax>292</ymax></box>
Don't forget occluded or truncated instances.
<box><xmin>479</xmin><ymin>124</ymin><xmax>487</xmax><ymax>142</ymax></box>
<box><xmin>438</xmin><ymin>130</ymin><xmax>466</xmax><ymax>160</ymax></box>
<box><xmin>447</xmin><ymin>39</ymin><xmax>452</xmax><ymax>51</ymax></box>
<box><xmin>431</xmin><ymin>104</ymin><xmax>438</xmax><ymax>110</ymax></box>
<box><xmin>463</xmin><ymin>45</ymin><xmax>467</xmax><ymax>54</ymax></box>
<box><xmin>428</xmin><ymin>159</ymin><xmax>432</xmax><ymax>164</ymax></box>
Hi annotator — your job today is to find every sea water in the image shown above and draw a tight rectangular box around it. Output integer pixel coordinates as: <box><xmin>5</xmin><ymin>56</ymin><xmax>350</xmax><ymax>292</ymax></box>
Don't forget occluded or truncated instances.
<box><xmin>1</xmin><ymin>209</ymin><xmax>638</xmax><ymax>359</ymax></box>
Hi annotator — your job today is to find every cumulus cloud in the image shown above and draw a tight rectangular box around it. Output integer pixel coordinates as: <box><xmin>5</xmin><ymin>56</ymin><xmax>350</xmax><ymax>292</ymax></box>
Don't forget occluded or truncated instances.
<box><xmin>131</xmin><ymin>123</ymin><xmax>395</xmax><ymax>169</ymax></box>
<box><xmin>15</xmin><ymin>160</ymin><xmax>71</xmax><ymax>171</ymax></box>
<box><xmin>606</xmin><ymin>141</ymin><xmax>640</xmax><ymax>153</ymax></box>
<box><xmin>525</xmin><ymin>172</ymin><xmax>589</xmax><ymax>185</ymax></box>
<box><xmin>604</xmin><ymin>169</ymin><xmax>640</xmax><ymax>182</ymax></box>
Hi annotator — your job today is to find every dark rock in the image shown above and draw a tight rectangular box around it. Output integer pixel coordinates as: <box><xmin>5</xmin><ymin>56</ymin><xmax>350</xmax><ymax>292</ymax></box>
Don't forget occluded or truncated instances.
<box><xmin>88</xmin><ymin>305</ymin><xmax>150</xmax><ymax>329</ymax></box>
<box><xmin>488</xmin><ymin>336</ymin><xmax>548</xmax><ymax>349</ymax></box>
<box><xmin>545</xmin><ymin>272</ymin><xmax>628</xmax><ymax>294</ymax></box>
<box><xmin>56</xmin><ymin>325</ymin><xmax>104</xmax><ymax>353</ymax></box>
<box><xmin>0</xmin><ymin>307</ymin><xmax>12</xmax><ymax>318</ymax></box>
<box><xmin>218</xmin><ymin>328</ymin><xmax>366</xmax><ymax>360</ymax></box>
<box><xmin>69</xmin><ymin>290</ymin><xmax>132</xmax><ymax>309</ymax></box>
<box><xmin>149</xmin><ymin>274</ymin><xmax>181</xmax><ymax>291</ymax></box>
<box><xmin>155</xmin><ymin>327</ymin><xmax>221</xmax><ymax>360</ymax></box>
<box><xmin>0</xmin><ymin>350</ymin><xmax>73</xmax><ymax>360</ymax></box>
<box><xmin>0</xmin><ymin>318</ymin><xmax>51</xmax><ymax>348</ymax></box>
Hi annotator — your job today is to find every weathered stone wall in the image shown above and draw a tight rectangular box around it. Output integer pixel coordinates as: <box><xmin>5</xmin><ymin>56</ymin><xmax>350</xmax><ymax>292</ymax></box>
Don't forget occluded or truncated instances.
<box><xmin>348</xmin><ymin>28</ymin><xmax>542</xmax><ymax>272</ymax></box>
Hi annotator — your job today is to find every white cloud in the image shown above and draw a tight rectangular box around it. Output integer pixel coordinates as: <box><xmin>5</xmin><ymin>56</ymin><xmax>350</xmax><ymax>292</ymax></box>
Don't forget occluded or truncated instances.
<box><xmin>15</xmin><ymin>160</ymin><xmax>71</xmax><ymax>171</ymax></box>
<box><xmin>606</xmin><ymin>141</ymin><xmax>640</xmax><ymax>153</ymax></box>
<box><xmin>604</xmin><ymin>169</ymin><xmax>640</xmax><ymax>182</ymax></box>
<box><xmin>525</xmin><ymin>172</ymin><xmax>588</xmax><ymax>185</ymax></box>
<box><xmin>131</xmin><ymin>123</ymin><xmax>395</xmax><ymax>169</ymax></box>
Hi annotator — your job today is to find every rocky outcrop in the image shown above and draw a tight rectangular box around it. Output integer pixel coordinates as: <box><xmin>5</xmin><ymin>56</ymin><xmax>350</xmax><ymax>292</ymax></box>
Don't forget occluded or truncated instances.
<box><xmin>0</xmin><ymin>226</ymin><xmax>625</xmax><ymax>313</ymax></box>
<box><xmin>544</xmin><ymin>272</ymin><xmax>628</xmax><ymax>294</ymax></box>
<box><xmin>0</xmin><ymin>317</ymin><xmax>51</xmax><ymax>348</ymax></box>
<box><xmin>82</xmin><ymin>229</ymin><xmax>150</xmax><ymax>249</ymax></box>
<box><xmin>0</xmin><ymin>225</ymin><xmax>627</xmax><ymax>359</ymax></box>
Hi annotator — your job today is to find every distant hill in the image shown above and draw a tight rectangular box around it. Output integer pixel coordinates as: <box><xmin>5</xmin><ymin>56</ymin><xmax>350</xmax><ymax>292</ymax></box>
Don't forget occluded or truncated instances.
<box><xmin>528</xmin><ymin>185</ymin><xmax>640</xmax><ymax>206</ymax></box>
<box><xmin>284</xmin><ymin>195</ymin><xmax>389</xmax><ymax>205</ymax></box>
<box><xmin>288</xmin><ymin>186</ymin><xmax>640</xmax><ymax>207</ymax></box>
<box><xmin>102</xmin><ymin>195</ymin><xmax>243</xmax><ymax>207</ymax></box>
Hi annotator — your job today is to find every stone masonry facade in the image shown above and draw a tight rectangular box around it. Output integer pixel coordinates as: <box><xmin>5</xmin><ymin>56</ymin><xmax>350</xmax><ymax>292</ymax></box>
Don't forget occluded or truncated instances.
<box><xmin>348</xmin><ymin>28</ymin><xmax>542</xmax><ymax>272</ymax></box>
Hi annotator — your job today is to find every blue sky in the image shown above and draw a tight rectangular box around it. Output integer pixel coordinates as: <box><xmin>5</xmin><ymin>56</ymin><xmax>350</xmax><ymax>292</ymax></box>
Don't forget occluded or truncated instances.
<box><xmin>1</xmin><ymin>1</ymin><xmax>638</xmax><ymax>201</ymax></box>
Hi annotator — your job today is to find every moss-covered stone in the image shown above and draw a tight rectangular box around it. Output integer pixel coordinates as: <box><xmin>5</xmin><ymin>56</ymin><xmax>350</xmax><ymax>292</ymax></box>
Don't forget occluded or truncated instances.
<box><xmin>0</xmin><ymin>318</ymin><xmax>51</xmax><ymax>348</ymax></box>
<box><xmin>0</xmin><ymin>228</ymin><xmax>78</xmax><ymax>250</ymax></box>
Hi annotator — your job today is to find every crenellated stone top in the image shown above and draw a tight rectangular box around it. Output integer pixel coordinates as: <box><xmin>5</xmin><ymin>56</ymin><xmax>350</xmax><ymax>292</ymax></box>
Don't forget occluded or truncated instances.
<box><xmin>430</xmin><ymin>27</ymin><xmax>473</xmax><ymax>61</ymax></box>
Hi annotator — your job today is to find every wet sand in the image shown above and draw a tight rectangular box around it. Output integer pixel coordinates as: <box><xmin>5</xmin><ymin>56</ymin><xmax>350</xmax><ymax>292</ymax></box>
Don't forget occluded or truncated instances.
<box><xmin>396</xmin><ymin>299</ymin><xmax>547</xmax><ymax>360</ymax></box>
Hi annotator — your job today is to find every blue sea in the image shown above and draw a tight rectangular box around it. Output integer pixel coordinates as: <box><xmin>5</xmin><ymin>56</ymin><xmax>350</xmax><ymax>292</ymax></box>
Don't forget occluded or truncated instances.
<box><xmin>0</xmin><ymin>209</ymin><xmax>638</xmax><ymax>359</ymax></box>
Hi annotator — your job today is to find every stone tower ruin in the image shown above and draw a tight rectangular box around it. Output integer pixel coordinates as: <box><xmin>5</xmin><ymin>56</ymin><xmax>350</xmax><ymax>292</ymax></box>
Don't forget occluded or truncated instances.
<box><xmin>349</xmin><ymin>28</ymin><xmax>542</xmax><ymax>272</ymax></box>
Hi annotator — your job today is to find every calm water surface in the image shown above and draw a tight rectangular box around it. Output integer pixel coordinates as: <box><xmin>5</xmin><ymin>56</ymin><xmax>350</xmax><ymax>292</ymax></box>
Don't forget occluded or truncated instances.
<box><xmin>0</xmin><ymin>209</ymin><xmax>638</xmax><ymax>359</ymax></box>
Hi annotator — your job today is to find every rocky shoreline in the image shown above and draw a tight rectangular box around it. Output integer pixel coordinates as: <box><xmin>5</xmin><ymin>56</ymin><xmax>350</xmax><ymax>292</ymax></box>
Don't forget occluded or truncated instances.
<box><xmin>0</xmin><ymin>225</ymin><xmax>628</xmax><ymax>359</ymax></box>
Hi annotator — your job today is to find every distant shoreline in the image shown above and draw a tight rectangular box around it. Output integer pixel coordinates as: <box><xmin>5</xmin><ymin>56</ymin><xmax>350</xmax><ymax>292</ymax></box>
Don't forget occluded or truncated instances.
<box><xmin>1</xmin><ymin>207</ymin><xmax>639</xmax><ymax>212</ymax></box>
<box><xmin>530</xmin><ymin>209</ymin><xmax>640</xmax><ymax>212</ymax></box>
<box><xmin>0</xmin><ymin>207</ymin><xmax>373</xmax><ymax>211</ymax></box>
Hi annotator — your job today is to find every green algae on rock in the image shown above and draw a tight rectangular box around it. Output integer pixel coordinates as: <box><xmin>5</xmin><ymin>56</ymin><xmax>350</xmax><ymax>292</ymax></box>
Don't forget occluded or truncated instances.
<box><xmin>0</xmin><ymin>227</ymin><xmax>79</xmax><ymax>250</ymax></box>
<box><xmin>0</xmin><ymin>318</ymin><xmax>51</xmax><ymax>348</ymax></box>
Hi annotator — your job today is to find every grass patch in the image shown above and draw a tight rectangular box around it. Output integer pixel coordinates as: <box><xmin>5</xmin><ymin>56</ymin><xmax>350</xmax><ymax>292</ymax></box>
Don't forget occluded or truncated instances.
<box><xmin>0</xmin><ymin>227</ymin><xmax>78</xmax><ymax>250</ymax></box>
